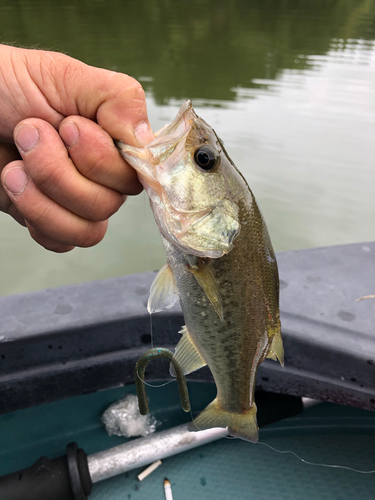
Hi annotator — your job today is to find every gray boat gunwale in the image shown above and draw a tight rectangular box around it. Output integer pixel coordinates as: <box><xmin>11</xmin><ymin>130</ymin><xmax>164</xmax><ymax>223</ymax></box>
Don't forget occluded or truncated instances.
<box><xmin>0</xmin><ymin>241</ymin><xmax>374</xmax><ymax>414</ymax></box>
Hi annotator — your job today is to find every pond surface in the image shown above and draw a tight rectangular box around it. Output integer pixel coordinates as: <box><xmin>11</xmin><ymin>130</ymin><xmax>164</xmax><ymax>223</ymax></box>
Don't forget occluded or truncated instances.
<box><xmin>1</xmin><ymin>0</ymin><xmax>375</xmax><ymax>295</ymax></box>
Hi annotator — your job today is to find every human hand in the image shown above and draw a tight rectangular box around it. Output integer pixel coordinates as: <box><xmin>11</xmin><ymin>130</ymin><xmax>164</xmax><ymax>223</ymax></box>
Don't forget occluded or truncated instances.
<box><xmin>0</xmin><ymin>44</ymin><xmax>154</xmax><ymax>252</ymax></box>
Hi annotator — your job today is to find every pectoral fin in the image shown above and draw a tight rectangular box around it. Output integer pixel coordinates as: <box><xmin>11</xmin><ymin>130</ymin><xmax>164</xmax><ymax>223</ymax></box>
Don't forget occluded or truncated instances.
<box><xmin>189</xmin><ymin>260</ymin><xmax>224</xmax><ymax>321</ymax></box>
<box><xmin>147</xmin><ymin>263</ymin><xmax>179</xmax><ymax>314</ymax></box>
<box><xmin>170</xmin><ymin>326</ymin><xmax>207</xmax><ymax>376</ymax></box>
<box><xmin>266</xmin><ymin>329</ymin><xmax>284</xmax><ymax>367</ymax></box>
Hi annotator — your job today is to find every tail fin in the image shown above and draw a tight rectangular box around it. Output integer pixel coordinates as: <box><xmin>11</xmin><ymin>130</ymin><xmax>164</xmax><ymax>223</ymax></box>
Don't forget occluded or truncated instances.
<box><xmin>188</xmin><ymin>398</ymin><xmax>259</xmax><ymax>443</ymax></box>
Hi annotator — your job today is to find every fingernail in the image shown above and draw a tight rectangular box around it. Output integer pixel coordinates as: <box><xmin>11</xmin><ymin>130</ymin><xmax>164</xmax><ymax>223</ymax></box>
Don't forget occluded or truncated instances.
<box><xmin>60</xmin><ymin>121</ymin><xmax>79</xmax><ymax>148</ymax></box>
<box><xmin>3</xmin><ymin>167</ymin><xmax>28</xmax><ymax>195</ymax></box>
<box><xmin>15</xmin><ymin>125</ymin><xmax>39</xmax><ymax>153</ymax></box>
<box><xmin>133</xmin><ymin>121</ymin><xmax>154</xmax><ymax>146</ymax></box>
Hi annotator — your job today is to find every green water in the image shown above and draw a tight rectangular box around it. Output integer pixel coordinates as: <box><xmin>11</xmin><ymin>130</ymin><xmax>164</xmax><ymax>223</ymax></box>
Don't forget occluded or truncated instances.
<box><xmin>1</xmin><ymin>0</ymin><xmax>375</xmax><ymax>295</ymax></box>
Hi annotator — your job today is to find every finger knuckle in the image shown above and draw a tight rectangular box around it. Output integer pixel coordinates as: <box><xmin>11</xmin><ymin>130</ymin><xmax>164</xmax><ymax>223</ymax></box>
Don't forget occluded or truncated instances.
<box><xmin>27</xmin><ymin>223</ymin><xmax>74</xmax><ymax>253</ymax></box>
<box><xmin>96</xmin><ymin>197</ymin><xmax>122</xmax><ymax>220</ymax></box>
<box><xmin>26</xmin><ymin>200</ymin><xmax>54</xmax><ymax>229</ymax></box>
<box><xmin>114</xmin><ymin>74</ymin><xmax>146</xmax><ymax>108</ymax></box>
<box><xmin>79</xmin><ymin>187</ymin><xmax>123</xmax><ymax>221</ymax></box>
<box><xmin>31</xmin><ymin>158</ymin><xmax>64</xmax><ymax>192</ymax></box>
<box><xmin>82</xmin><ymin>152</ymin><xmax>110</xmax><ymax>181</ymax></box>
<box><xmin>45</xmin><ymin>52</ymin><xmax>84</xmax><ymax>112</ymax></box>
<box><xmin>39</xmin><ymin>237</ymin><xmax>74</xmax><ymax>253</ymax></box>
<box><xmin>72</xmin><ymin>221</ymin><xmax>107</xmax><ymax>247</ymax></box>
<box><xmin>49</xmin><ymin>243</ymin><xmax>75</xmax><ymax>253</ymax></box>
<box><xmin>127</xmin><ymin>77</ymin><xmax>146</xmax><ymax>101</ymax></box>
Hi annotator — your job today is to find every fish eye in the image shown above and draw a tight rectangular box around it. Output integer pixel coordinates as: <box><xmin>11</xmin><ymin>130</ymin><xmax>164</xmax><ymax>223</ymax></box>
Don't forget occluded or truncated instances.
<box><xmin>193</xmin><ymin>146</ymin><xmax>218</xmax><ymax>171</ymax></box>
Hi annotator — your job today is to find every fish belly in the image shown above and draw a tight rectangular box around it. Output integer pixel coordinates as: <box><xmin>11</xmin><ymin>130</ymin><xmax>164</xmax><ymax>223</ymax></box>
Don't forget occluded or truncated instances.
<box><xmin>164</xmin><ymin>236</ymin><xmax>271</xmax><ymax>442</ymax></box>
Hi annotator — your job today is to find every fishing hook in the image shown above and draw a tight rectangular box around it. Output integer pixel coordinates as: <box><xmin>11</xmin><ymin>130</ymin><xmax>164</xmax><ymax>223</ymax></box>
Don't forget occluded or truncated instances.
<box><xmin>135</xmin><ymin>347</ymin><xmax>191</xmax><ymax>415</ymax></box>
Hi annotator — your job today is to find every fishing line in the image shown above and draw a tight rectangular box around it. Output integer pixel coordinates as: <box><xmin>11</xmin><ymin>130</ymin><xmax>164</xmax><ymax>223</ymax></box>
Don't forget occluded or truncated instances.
<box><xmin>136</xmin><ymin>370</ymin><xmax>176</xmax><ymax>389</ymax></box>
<box><xmin>143</xmin><ymin>191</ymin><xmax>154</xmax><ymax>350</ymax></box>
<box><xmin>187</xmin><ymin>410</ymin><xmax>375</xmax><ymax>474</ymax></box>
<box><xmin>255</xmin><ymin>441</ymin><xmax>375</xmax><ymax>474</ymax></box>
<box><xmin>143</xmin><ymin>191</ymin><xmax>151</xmax><ymax>272</ymax></box>
<box><xmin>149</xmin><ymin>313</ymin><xmax>154</xmax><ymax>349</ymax></box>
<box><xmin>137</xmin><ymin>369</ymin><xmax>374</xmax><ymax>475</ymax></box>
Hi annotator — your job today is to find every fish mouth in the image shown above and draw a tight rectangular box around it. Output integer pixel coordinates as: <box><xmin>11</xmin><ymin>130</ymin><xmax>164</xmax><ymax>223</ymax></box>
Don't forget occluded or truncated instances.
<box><xmin>117</xmin><ymin>100</ymin><xmax>196</xmax><ymax>183</ymax></box>
<box><xmin>145</xmin><ymin>100</ymin><xmax>197</xmax><ymax>164</ymax></box>
<box><xmin>152</xmin><ymin>100</ymin><xmax>195</xmax><ymax>143</ymax></box>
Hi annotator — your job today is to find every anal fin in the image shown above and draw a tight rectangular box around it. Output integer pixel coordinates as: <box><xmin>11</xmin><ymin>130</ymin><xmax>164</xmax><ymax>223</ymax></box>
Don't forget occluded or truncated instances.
<box><xmin>170</xmin><ymin>326</ymin><xmax>206</xmax><ymax>376</ymax></box>
<box><xmin>266</xmin><ymin>329</ymin><xmax>284</xmax><ymax>367</ymax></box>
<box><xmin>147</xmin><ymin>263</ymin><xmax>178</xmax><ymax>314</ymax></box>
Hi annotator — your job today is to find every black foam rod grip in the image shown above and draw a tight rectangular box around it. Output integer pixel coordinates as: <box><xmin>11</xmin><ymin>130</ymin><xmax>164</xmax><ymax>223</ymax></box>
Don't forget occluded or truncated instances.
<box><xmin>0</xmin><ymin>443</ymin><xmax>92</xmax><ymax>500</ymax></box>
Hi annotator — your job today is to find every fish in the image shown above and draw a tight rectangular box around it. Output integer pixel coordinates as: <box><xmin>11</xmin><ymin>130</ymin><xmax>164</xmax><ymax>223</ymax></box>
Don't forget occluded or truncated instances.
<box><xmin>117</xmin><ymin>100</ymin><xmax>283</xmax><ymax>442</ymax></box>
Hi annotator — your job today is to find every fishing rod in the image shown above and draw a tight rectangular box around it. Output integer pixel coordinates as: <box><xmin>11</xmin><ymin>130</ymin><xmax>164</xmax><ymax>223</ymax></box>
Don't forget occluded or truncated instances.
<box><xmin>0</xmin><ymin>424</ymin><xmax>227</xmax><ymax>500</ymax></box>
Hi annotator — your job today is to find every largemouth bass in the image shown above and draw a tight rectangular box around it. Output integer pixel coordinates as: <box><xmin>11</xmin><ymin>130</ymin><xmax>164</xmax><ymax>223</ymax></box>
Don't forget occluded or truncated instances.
<box><xmin>118</xmin><ymin>100</ymin><xmax>283</xmax><ymax>442</ymax></box>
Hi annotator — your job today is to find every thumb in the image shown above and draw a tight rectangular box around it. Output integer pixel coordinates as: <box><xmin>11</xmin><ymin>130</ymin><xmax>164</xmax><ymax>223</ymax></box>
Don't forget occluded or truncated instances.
<box><xmin>78</xmin><ymin>68</ymin><xmax>155</xmax><ymax>147</ymax></box>
<box><xmin>27</xmin><ymin>49</ymin><xmax>155</xmax><ymax>146</ymax></box>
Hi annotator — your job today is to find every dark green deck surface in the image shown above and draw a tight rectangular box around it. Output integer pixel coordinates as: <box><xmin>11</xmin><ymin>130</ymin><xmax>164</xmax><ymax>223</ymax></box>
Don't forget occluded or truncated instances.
<box><xmin>1</xmin><ymin>383</ymin><xmax>375</xmax><ymax>500</ymax></box>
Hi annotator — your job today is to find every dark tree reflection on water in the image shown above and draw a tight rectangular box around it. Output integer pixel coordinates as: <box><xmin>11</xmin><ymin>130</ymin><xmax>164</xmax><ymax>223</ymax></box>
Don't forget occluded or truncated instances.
<box><xmin>0</xmin><ymin>0</ymin><xmax>375</xmax><ymax>294</ymax></box>
<box><xmin>1</xmin><ymin>0</ymin><xmax>375</xmax><ymax>102</ymax></box>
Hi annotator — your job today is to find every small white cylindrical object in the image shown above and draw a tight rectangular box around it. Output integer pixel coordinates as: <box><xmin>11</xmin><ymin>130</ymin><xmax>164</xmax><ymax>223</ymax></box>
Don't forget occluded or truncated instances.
<box><xmin>137</xmin><ymin>459</ymin><xmax>162</xmax><ymax>481</ymax></box>
<box><xmin>164</xmin><ymin>478</ymin><xmax>173</xmax><ymax>500</ymax></box>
